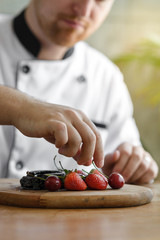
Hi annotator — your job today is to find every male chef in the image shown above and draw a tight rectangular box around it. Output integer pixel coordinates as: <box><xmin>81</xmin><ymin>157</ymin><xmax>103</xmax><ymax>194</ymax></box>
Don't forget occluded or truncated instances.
<box><xmin>0</xmin><ymin>0</ymin><xmax>158</xmax><ymax>183</ymax></box>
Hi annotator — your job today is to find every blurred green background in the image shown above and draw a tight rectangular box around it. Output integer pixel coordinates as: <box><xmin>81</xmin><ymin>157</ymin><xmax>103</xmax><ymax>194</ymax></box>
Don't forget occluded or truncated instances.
<box><xmin>0</xmin><ymin>0</ymin><xmax>160</xmax><ymax>177</ymax></box>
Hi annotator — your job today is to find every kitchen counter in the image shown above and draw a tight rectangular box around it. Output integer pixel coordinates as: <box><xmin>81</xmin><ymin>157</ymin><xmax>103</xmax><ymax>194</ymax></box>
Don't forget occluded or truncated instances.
<box><xmin>0</xmin><ymin>181</ymin><xmax>159</xmax><ymax>240</ymax></box>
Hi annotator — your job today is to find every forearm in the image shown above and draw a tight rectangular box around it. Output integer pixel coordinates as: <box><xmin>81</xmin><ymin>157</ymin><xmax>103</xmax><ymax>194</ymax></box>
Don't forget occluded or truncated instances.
<box><xmin>0</xmin><ymin>85</ymin><xmax>104</xmax><ymax>168</ymax></box>
<box><xmin>0</xmin><ymin>85</ymin><xmax>29</xmax><ymax>126</ymax></box>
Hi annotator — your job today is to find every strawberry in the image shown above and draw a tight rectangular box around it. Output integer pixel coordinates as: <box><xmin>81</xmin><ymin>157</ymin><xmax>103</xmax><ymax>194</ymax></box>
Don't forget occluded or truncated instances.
<box><xmin>90</xmin><ymin>169</ymin><xmax>108</xmax><ymax>186</ymax></box>
<box><xmin>85</xmin><ymin>173</ymin><xmax>107</xmax><ymax>190</ymax></box>
<box><xmin>64</xmin><ymin>172</ymin><xmax>87</xmax><ymax>191</ymax></box>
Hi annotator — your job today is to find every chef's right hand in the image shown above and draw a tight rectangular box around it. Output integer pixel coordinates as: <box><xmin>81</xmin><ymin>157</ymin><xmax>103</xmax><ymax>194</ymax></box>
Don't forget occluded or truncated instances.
<box><xmin>12</xmin><ymin>94</ymin><xmax>104</xmax><ymax>168</ymax></box>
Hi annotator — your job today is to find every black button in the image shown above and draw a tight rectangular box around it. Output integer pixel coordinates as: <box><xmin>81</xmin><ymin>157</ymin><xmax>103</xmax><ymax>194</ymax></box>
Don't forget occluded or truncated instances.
<box><xmin>22</xmin><ymin>65</ymin><xmax>30</xmax><ymax>74</ymax></box>
<box><xmin>16</xmin><ymin>161</ymin><xmax>24</xmax><ymax>170</ymax></box>
<box><xmin>77</xmin><ymin>75</ymin><xmax>86</xmax><ymax>83</ymax></box>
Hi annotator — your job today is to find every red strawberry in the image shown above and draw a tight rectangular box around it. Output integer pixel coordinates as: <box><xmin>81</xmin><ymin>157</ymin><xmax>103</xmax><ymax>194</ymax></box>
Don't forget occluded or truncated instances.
<box><xmin>85</xmin><ymin>173</ymin><xmax>107</xmax><ymax>190</ymax></box>
<box><xmin>64</xmin><ymin>172</ymin><xmax>87</xmax><ymax>191</ymax></box>
<box><xmin>90</xmin><ymin>169</ymin><xmax>108</xmax><ymax>186</ymax></box>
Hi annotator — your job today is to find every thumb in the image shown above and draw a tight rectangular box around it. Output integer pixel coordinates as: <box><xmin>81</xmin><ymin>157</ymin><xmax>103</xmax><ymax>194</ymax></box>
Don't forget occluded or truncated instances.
<box><xmin>105</xmin><ymin>150</ymin><xmax>120</xmax><ymax>165</ymax></box>
<box><xmin>102</xmin><ymin>150</ymin><xmax>120</xmax><ymax>175</ymax></box>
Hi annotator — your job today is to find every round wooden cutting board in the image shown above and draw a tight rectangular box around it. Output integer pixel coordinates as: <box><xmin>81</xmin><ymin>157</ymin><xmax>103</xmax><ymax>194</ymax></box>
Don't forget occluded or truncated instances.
<box><xmin>0</xmin><ymin>179</ymin><xmax>153</xmax><ymax>208</ymax></box>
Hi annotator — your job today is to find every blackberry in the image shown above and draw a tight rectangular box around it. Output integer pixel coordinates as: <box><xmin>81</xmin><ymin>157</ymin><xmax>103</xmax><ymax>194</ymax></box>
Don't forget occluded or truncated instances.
<box><xmin>20</xmin><ymin>170</ymin><xmax>65</xmax><ymax>190</ymax></box>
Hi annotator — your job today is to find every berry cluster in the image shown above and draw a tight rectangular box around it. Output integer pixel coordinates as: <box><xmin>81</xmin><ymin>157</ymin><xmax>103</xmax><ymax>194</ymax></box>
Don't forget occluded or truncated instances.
<box><xmin>43</xmin><ymin>160</ymin><xmax>125</xmax><ymax>192</ymax></box>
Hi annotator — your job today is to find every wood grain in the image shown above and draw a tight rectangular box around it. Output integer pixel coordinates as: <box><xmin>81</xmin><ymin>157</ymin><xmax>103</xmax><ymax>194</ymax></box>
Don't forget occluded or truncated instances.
<box><xmin>0</xmin><ymin>180</ymin><xmax>159</xmax><ymax>240</ymax></box>
<box><xmin>0</xmin><ymin>179</ymin><xmax>153</xmax><ymax>208</ymax></box>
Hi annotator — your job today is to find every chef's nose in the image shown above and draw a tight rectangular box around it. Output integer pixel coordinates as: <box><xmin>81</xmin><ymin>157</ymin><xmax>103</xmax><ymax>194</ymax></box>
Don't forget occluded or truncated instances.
<box><xmin>72</xmin><ymin>0</ymin><xmax>93</xmax><ymax>18</ymax></box>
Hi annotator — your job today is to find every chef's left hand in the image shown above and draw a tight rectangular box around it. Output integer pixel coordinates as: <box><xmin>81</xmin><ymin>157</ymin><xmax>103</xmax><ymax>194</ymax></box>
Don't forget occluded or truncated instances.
<box><xmin>102</xmin><ymin>142</ymin><xmax>159</xmax><ymax>184</ymax></box>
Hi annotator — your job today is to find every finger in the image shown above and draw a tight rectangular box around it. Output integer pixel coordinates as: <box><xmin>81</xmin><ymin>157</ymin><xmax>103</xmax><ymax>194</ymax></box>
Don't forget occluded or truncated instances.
<box><xmin>44</xmin><ymin>136</ymin><xmax>56</xmax><ymax>144</ymax></box>
<box><xmin>134</xmin><ymin>160</ymin><xmax>159</xmax><ymax>184</ymax></box>
<box><xmin>112</xmin><ymin>143</ymin><xmax>133</xmax><ymax>174</ymax></box>
<box><xmin>82</xmin><ymin>117</ymin><xmax>104</xmax><ymax>168</ymax></box>
<box><xmin>44</xmin><ymin>120</ymin><xmax>68</xmax><ymax>148</ymax></box>
<box><xmin>73</xmin><ymin>147</ymin><xmax>82</xmax><ymax>160</ymax></box>
<box><xmin>73</xmin><ymin>121</ymin><xmax>97</xmax><ymax>166</ymax></box>
<box><xmin>121</xmin><ymin>146</ymin><xmax>144</xmax><ymax>183</ymax></box>
<box><xmin>84</xmin><ymin>159</ymin><xmax>93</xmax><ymax>166</ymax></box>
<box><xmin>102</xmin><ymin>150</ymin><xmax>120</xmax><ymax>176</ymax></box>
<box><xmin>73</xmin><ymin>147</ymin><xmax>93</xmax><ymax>166</ymax></box>
<box><xmin>105</xmin><ymin>150</ymin><xmax>120</xmax><ymax>167</ymax></box>
<box><xmin>128</xmin><ymin>153</ymin><xmax>151</xmax><ymax>183</ymax></box>
<box><xmin>58</xmin><ymin>124</ymin><xmax>82</xmax><ymax>157</ymax></box>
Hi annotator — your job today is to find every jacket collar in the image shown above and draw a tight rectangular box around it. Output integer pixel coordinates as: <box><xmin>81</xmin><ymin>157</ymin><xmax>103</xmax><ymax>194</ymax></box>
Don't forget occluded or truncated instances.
<box><xmin>12</xmin><ymin>10</ymin><xmax>74</xmax><ymax>59</ymax></box>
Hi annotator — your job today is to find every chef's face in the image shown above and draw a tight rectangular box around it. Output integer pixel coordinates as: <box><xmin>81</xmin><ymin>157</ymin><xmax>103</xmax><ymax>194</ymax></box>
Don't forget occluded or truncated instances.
<box><xmin>32</xmin><ymin>0</ymin><xmax>114</xmax><ymax>47</ymax></box>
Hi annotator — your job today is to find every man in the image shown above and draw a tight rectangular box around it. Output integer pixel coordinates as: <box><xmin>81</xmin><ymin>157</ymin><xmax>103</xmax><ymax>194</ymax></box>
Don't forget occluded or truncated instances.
<box><xmin>0</xmin><ymin>0</ymin><xmax>158</xmax><ymax>183</ymax></box>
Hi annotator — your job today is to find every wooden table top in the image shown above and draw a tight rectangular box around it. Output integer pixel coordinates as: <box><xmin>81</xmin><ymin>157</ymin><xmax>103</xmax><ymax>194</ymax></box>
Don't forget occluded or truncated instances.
<box><xmin>0</xmin><ymin>181</ymin><xmax>160</xmax><ymax>240</ymax></box>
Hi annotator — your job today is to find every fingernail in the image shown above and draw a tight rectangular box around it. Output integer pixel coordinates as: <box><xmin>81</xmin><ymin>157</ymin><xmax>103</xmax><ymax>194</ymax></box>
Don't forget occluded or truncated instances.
<box><xmin>58</xmin><ymin>147</ymin><xmax>66</xmax><ymax>155</ymax></box>
<box><xmin>77</xmin><ymin>158</ymin><xmax>85</xmax><ymax>165</ymax></box>
<box><xmin>97</xmin><ymin>160</ymin><xmax>104</xmax><ymax>168</ymax></box>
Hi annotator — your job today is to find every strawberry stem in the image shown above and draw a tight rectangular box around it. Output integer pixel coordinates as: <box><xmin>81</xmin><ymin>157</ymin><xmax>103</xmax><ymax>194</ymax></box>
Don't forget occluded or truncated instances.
<box><xmin>59</xmin><ymin>161</ymin><xmax>71</xmax><ymax>175</ymax></box>
<box><xmin>92</xmin><ymin>161</ymin><xmax>109</xmax><ymax>178</ymax></box>
<box><xmin>82</xmin><ymin>169</ymin><xmax>89</xmax><ymax>174</ymax></box>
<box><xmin>59</xmin><ymin>161</ymin><xmax>65</xmax><ymax>170</ymax></box>
<box><xmin>53</xmin><ymin>155</ymin><xmax>62</xmax><ymax>171</ymax></box>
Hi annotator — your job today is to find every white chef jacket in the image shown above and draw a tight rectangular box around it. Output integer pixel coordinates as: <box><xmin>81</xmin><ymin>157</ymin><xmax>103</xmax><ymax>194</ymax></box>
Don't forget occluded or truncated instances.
<box><xmin>0</xmin><ymin>12</ymin><xmax>141</xmax><ymax>178</ymax></box>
